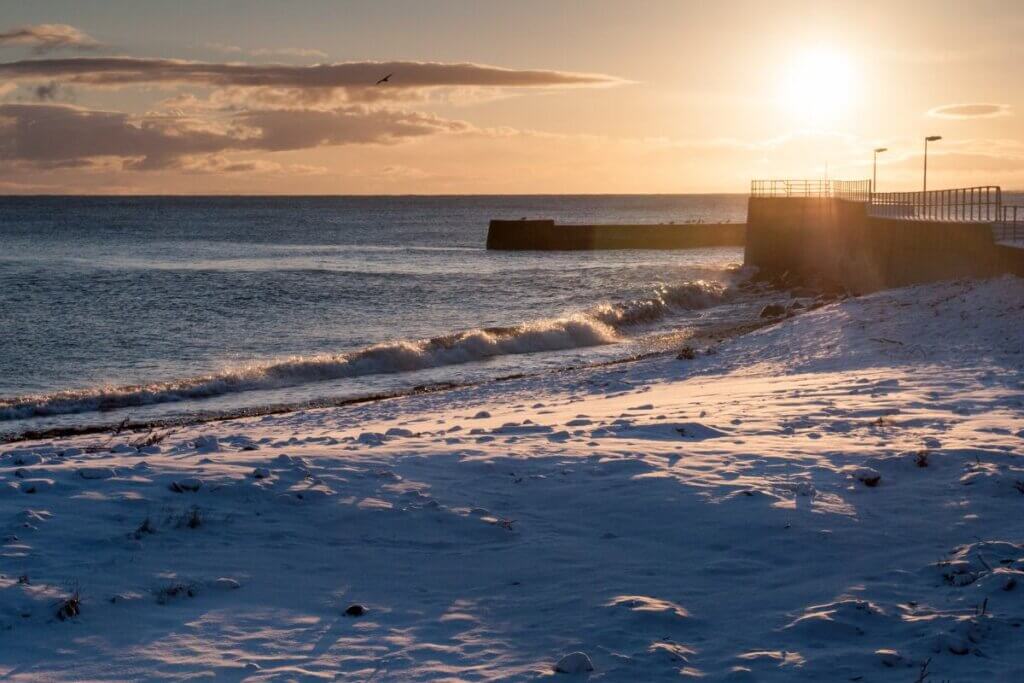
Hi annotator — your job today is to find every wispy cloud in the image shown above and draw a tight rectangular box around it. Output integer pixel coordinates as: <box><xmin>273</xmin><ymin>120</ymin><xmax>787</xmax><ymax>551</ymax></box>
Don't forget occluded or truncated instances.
<box><xmin>0</xmin><ymin>24</ymin><xmax>101</xmax><ymax>54</ymax></box>
<box><xmin>0</xmin><ymin>57</ymin><xmax>621</xmax><ymax>91</ymax></box>
<box><xmin>206</xmin><ymin>42</ymin><xmax>328</xmax><ymax>60</ymax></box>
<box><xmin>928</xmin><ymin>103</ymin><xmax>1012</xmax><ymax>119</ymax></box>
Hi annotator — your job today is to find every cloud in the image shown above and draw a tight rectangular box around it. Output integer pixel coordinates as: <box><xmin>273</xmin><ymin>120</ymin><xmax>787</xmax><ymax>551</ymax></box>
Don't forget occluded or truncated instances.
<box><xmin>0</xmin><ymin>102</ymin><xmax>468</xmax><ymax>170</ymax></box>
<box><xmin>176</xmin><ymin>154</ymin><xmax>326</xmax><ymax>175</ymax></box>
<box><xmin>206</xmin><ymin>43</ymin><xmax>328</xmax><ymax>60</ymax></box>
<box><xmin>0</xmin><ymin>24</ymin><xmax>100</xmax><ymax>54</ymax></box>
<box><xmin>928</xmin><ymin>103</ymin><xmax>1011</xmax><ymax>119</ymax></box>
<box><xmin>0</xmin><ymin>57</ymin><xmax>620</xmax><ymax>93</ymax></box>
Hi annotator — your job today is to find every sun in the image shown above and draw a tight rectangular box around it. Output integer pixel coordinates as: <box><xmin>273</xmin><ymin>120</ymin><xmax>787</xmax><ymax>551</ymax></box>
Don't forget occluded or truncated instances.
<box><xmin>778</xmin><ymin>47</ymin><xmax>857</xmax><ymax>125</ymax></box>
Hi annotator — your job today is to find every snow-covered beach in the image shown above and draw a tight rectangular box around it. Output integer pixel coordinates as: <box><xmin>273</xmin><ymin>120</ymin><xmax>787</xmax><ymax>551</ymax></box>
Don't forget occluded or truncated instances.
<box><xmin>2</xmin><ymin>276</ymin><xmax>1023</xmax><ymax>681</ymax></box>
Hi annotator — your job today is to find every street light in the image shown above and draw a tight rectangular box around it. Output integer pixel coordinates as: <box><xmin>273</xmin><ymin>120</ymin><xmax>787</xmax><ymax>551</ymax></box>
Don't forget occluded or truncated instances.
<box><xmin>923</xmin><ymin>135</ymin><xmax>942</xmax><ymax>193</ymax></box>
<box><xmin>873</xmin><ymin>147</ymin><xmax>888</xmax><ymax>193</ymax></box>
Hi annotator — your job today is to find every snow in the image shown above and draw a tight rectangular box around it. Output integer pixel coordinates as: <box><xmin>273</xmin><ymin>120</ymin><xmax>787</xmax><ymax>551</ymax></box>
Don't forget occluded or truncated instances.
<box><xmin>1</xmin><ymin>276</ymin><xmax>1023</xmax><ymax>681</ymax></box>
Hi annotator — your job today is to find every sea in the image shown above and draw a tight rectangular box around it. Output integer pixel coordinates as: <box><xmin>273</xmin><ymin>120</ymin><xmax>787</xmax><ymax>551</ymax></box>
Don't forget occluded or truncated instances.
<box><xmin>0</xmin><ymin>195</ymin><xmax>760</xmax><ymax>439</ymax></box>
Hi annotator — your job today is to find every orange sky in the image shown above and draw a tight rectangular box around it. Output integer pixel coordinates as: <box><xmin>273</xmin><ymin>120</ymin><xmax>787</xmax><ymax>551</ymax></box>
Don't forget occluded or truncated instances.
<box><xmin>1</xmin><ymin>1</ymin><xmax>1022</xmax><ymax>194</ymax></box>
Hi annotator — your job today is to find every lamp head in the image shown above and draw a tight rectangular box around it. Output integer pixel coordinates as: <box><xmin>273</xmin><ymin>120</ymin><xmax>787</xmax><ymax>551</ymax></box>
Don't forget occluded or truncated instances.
<box><xmin>874</xmin><ymin>147</ymin><xmax>888</xmax><ymax>153</ymax></box>
<box><xmin>925</xmin><ymin>135</ymin><xmax>942</xmax><ymax>142</ymax></box>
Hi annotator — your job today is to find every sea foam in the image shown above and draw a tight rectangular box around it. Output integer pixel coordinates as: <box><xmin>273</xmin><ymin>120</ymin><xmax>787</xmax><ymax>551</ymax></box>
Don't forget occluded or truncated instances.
<box><xmin>0</xmin><ymin>280</ymin><xmax>725</xmax><ymax>420</ymax></box>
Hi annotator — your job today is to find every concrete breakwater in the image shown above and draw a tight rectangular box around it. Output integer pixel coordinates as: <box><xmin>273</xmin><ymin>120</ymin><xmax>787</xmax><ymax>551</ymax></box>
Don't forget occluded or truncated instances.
<box><xmin>745</xmin><ymin>197</ymin><xmax>1024</xmax><ymax>293</ymax></box>
<box><xmin>486</xmin><ymin>219</ymin><xmax>745</xmax><ymax>250</ymax></box>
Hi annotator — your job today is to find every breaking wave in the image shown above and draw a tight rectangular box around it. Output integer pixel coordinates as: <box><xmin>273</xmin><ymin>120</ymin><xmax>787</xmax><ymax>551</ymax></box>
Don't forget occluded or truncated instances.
<box><xmin>0</xmin><ymin>280</ymin><xmax>725</xmax><ymax>421</ymax></box>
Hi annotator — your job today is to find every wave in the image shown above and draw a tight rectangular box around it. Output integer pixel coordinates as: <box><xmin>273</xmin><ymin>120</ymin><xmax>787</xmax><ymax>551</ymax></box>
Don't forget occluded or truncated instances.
<box><xmin>0</xmin><ymin>280</ymin><xmax>726</xmax><ymax>421</ymax></box>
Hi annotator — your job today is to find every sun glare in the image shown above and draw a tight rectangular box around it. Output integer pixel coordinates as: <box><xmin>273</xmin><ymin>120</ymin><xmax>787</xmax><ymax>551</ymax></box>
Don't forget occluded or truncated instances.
<box><xmin>778</xmin><ymin>48</ymin><xmax>857</xmax><ymax>124</ymax></box>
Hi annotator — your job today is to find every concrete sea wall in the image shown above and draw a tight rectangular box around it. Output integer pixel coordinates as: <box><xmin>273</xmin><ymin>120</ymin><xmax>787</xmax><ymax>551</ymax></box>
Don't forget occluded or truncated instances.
<box><xmin>486</xmin><ymin>220</ymin><xmax>746</xmax><ymax>251</ymax></box>
<box><xmin>745</xmin><ymin>197</ymin><xmax>1024</xmax><ymax>292</ymax></box>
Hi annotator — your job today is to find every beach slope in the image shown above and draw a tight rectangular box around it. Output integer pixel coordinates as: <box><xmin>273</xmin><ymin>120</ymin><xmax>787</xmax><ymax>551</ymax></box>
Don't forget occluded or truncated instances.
<box><xmin>2</xmin><ymin>276</ymin><xmax>1023</xmax><ymax>681</ymax></box>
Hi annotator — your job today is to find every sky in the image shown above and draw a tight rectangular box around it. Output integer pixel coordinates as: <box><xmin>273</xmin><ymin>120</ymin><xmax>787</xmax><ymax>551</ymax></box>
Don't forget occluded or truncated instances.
<box><xmin>1</xmin><ymin>0</ymin><xmax>1023</xmax><ymax>194</ymax></box>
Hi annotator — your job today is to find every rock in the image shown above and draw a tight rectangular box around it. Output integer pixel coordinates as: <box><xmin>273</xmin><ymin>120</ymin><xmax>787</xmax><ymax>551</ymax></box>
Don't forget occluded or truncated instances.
<box><xmin>111</xmin><ymin>444</ymin><xmax>137</xmax><ymax>454</ymax></box>
<box><xmin>676</xmin><ymin>346</ymin><xmax>696</xmax><ymax>360</ymax></box>
<box><xmin>854</xmin><ymin>466</ymin><xmax>881</xmax><ymax>487</ymax></box>
<box><xmin>60</xmin><ymin>448</ymin><xmax>83</xmax><ymax>457</ymax></box>
<box><xmin>252</xmin><ymin>467</ymin><xmax>271</xmax><ymax>480</ymax></box>
<box><xmin>212</xmin><ymin>577</ymin><xmax>240</xmax><ymax>590</ymax></box>
<box><xmin>788</xmin><ymin>480</ymin><xmax>815</xmax><ymax>497</ymax></box>
<box><xmin>385</xmin><ymin>427</ymin><xmax>414</xmax><ymax>438</ymax></box>
<box><xmin>472</xmin><ymin>410</ymin><xmax>491</xmax><ymax>419</ymax></box>
<box><xmin>759</xmin><ymin>303</ymin><xmax>786</xmax><ymax>319</ymax></box>
<box><xmin>344</xmin><ymin>603</ymin><xmax>367</xmax><ymax>617</ymax></box>
<box><xmin>169</xmin><ymin>478</ymin><xmax>203</xmax><ymax>493</ymax></box>
<box><xmin>788</xmin><ymin>300</ymin><xmax>805</xmax><ymax>310</ymax></box>
<box><xmin>20</xmin><ymin>479</ymin><xmax>54</xmax><ymax>494</ymax></box>
<box><xmin>56</xmin><ymin>595</ymin><xmax>81</xmax><ymax>621</ymax></box>
<box><xmin>875</xmin><ymin>649</ymin><xmax>905</xmax><ymax>667</ymax></box>
<box><xmin>193</xmin><ymin>436</ymin><xmax>220</xmax><ymax>452</ymax></box>
<box><xmin>554</xmin><ymin>651</ymin><xmax>594</xmax><ymax>674</ymax></box>
<box><xmin>9</xmin><ymin>452</ymin><xmax>42</xmax><ymax>466</ymax></box>
<box><xmin>78</xmin><ymin>467</ymin><xmax>116</xmax><ymax>480</ymax></box>
<box><xmin>935</xmin><ymin>633</ymin><xmax>970</xmax><ymax>655</ymax></box>
<box><xmin>356</xmin><ymin>432</ymin><xmax>385</xmax><ymax>446</ymax></box>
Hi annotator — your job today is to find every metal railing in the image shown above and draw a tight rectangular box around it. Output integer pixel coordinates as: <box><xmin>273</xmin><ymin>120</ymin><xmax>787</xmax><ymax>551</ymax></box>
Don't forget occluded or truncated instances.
<box><xmin>868</xmin><ymin>186</ymin><xmax>1002</xmax><ymax>223</ymax></box>
<box><xmin>994</xmin><ymin>205</ymin><xmax>1024</xmax><ymax>243</ymax></box>
<box><xmin>750</xmin><ymin>179</ymin><xmax>873</xmax><ymax>201</ymax></box>
<box><xmin>751</xmin><ymin>179</ymin><xmax>1019</xmax><ymax>243</ymax></box>
<box><xmin>832</xmin><ymin>180</ymin><xmax>872</xmax><ymax>202</ymax></box>
<box><xmin>750</xmin><ymin>179</ymin><xmax>833</xmax><ymax>198</ymax></box>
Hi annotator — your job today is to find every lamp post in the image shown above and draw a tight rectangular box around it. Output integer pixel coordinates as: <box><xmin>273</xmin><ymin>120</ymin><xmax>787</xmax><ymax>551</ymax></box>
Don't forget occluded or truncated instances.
<box><xmin>873</xmin><ymin>147</ymin><xmax>887</xmax><ymax>193</ymax></box>
<box><xmin>923</xmin><ymin>135</ymin><xmax>942</xmax><ymax>193</ymax></box>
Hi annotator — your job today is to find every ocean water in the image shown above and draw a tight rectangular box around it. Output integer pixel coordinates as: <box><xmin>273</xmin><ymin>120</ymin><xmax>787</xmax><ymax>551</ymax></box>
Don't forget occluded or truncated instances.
<box><xmin>0</xmin><ymin>195</ymin><xmax>753</xmax><ymax>437</ymax></box>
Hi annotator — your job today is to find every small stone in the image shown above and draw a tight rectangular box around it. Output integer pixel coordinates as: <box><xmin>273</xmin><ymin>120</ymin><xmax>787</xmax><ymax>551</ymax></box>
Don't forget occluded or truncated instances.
<box><xmin>356</xmin><ymin>432</ymin><xmax>385</xmax><ymax>446</ymax></box>
<box><xmin>875</xmin><ymin>649</ymin><xmax>904</xmax><ymax>667</ymax></box>
<box><xmin>554</xmin><ymin>651</ymin><xmax>594</xmax><ymax>674</ymax></box>
<box><xmin>759</xmin><ymin>303</ymin><xmax>786</xmax><ymax>318</ymax></box>
<box><xmin>169</xmin><ymin>478</ymin><xmax>203</xmax><ymax>493</ymax></box>
<box><xmin>853</xmin><ymin>467</ymin><xmax>881</xmax><ymax>487</ymax></box>
<box><xmin>111</xmin><ymin>444</ymin><xmax>138</xmax><ymax>454</ymax></box>
<box><xmin>10</xmin><ymin>453</ymin><xmax>42</xmax><ymax>466</ymax></box>
<box><xmin>212</xmin><ymin>577</ymin><xmax>240</xmax><ymax>590</ymax></box>
<box><xmin>79</xmin><ymin>467</ymin><xmax>116</xmax><ymax>480</ymax></box>
<box><xmin>193</xmin><ymin>436</ymin><xmax>220</xmax><ymax>452</ymax></box>
<box><xmin>472</xmin><ymin>411</ymin><xmax>491</xmax><ymax>419</ymax></box>
<box><xmin>344</xmin><ymin>603</ymin><xmax>367</xmax><ymax>617</ymax></box>
<box><xmin>20</xmin><ymin>479</ymin><xmax>54</xmax><ymax>494</ymax></box>
<box><xmin>252</xmin><ymin>467</ymin><xmax>271</xmax><ymax>480</ymax></box>
<box><xmin>937</xmin><ymin>634</ymin><xmax>970</xmax><ymax>655</ymax></box>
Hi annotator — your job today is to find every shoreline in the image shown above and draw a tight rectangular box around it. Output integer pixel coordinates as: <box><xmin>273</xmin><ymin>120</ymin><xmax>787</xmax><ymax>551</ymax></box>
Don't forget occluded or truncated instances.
<box><xmin>1</xmin><ymin>316</ymin><xmax>781</xmax><ymax>445</ymax></box>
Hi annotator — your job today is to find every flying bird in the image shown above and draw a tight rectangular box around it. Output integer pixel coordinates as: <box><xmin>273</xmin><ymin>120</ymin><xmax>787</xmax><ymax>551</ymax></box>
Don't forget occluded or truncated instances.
<box><xmin>375</xmin><ymin>73</ymin><xmax>392</xmax><ymax>85</ymax></box>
